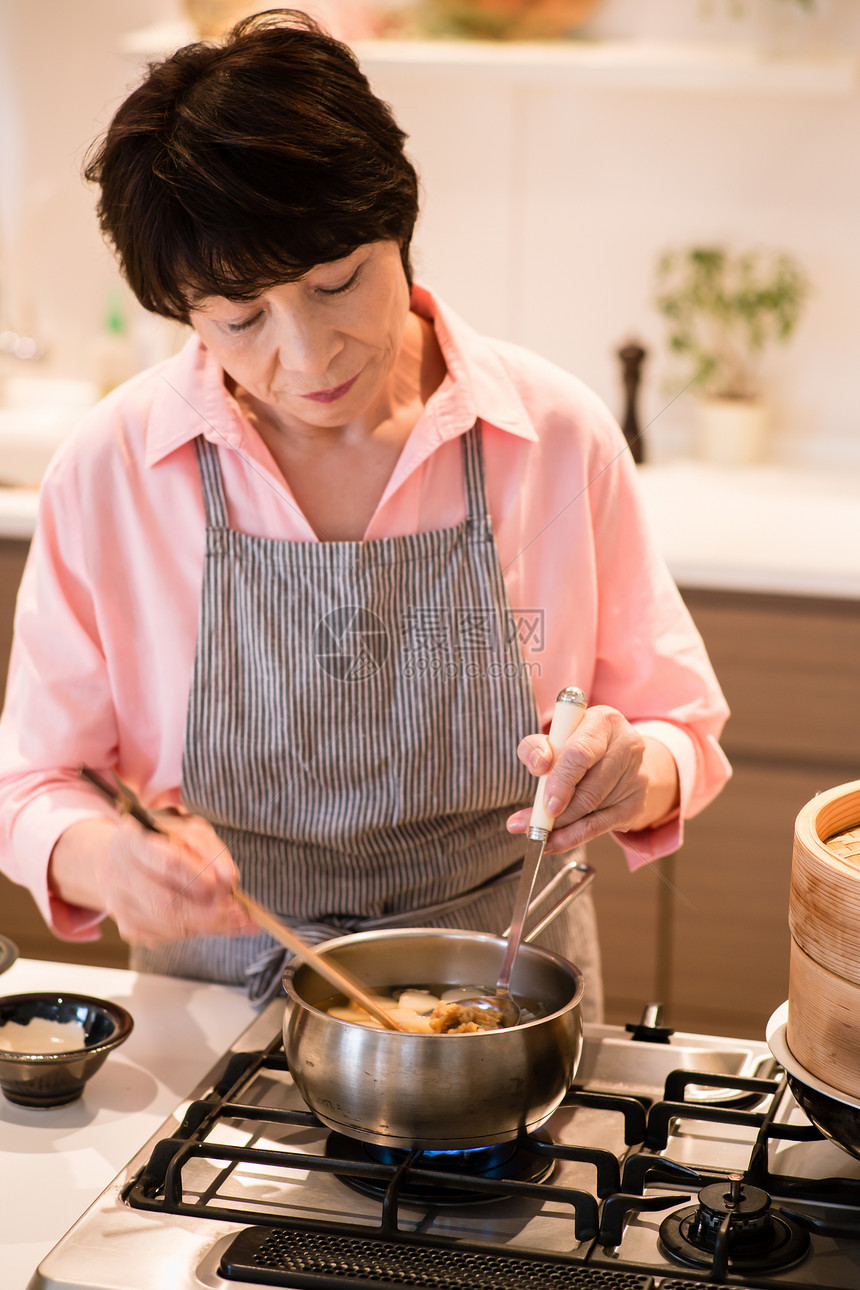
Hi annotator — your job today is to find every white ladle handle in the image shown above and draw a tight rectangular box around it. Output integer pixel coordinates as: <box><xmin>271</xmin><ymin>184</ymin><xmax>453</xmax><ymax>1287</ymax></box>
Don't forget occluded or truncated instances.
<box><xmin>495</xmin><ymin>687</ymin><xmax>588</xmax><ymax>998</ymax></box>
<box><xmin>529</xmin><ymin>687</ymin><xmax>588</xmax><ymax>834</ymax></box>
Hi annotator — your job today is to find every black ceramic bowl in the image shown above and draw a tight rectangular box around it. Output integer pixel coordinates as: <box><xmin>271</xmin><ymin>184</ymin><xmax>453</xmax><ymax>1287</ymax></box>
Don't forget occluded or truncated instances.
<box><xmin>0</xmin><ymin>992</ymin><xmax>134</xmax><ymax>1108</ymax></box>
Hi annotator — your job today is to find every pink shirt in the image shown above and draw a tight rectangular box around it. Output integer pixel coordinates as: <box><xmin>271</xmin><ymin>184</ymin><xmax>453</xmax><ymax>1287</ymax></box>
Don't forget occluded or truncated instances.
<box><xmin>0</xmin><ymin>286</ymin><xmax>730</xmax><ymax>940</ymax></box>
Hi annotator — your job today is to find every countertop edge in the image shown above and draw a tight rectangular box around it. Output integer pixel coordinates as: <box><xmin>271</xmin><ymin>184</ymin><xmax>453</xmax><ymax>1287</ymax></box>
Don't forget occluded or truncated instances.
<box><xmin>0</xmin><ymin>957</ymin><xmax>258</xmax><ymax>1290</ymax></box>
<box><xmin>2</xmin><ymin>464</ymin><xmax>859</xmax><ymax>599</ymax></box>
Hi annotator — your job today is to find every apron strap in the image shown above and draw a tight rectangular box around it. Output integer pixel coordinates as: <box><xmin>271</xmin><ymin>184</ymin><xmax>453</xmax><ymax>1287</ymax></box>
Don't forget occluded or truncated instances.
<box><xmin>195</xmin><ymin>420</ymin><xmax>487</xmax><ymax>532</ymax></box>
<box><xmin>194</xmin><ymin>435</ymin><xmax>229</xmax><ymax>529</ymax></box>
<box><xmin>461</xmin><ymin>420</ymin><xmax>490</xmax><ymax>523</ymax></box>
<box><xmin>245</xmin><ymin>921</ymin><xmax>347</xmax><ymax>1007</ymax></box>
<box><xmin>195</xmin><ymin>423</ymin><xmax>487</xmax><ymax>531</ymax></box>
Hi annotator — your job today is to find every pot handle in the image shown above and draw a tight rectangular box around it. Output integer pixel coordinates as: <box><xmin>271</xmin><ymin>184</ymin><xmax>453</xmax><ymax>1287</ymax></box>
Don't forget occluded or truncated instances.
<box><xmin>509</xmin><ymin>858</ymin><xmax>596</xmax><ymax>944</ymax></box>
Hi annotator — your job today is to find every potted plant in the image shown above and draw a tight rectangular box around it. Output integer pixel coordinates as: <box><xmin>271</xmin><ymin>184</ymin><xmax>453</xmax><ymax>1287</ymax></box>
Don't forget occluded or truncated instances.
<box><xmin>654</xmin><ymin>244</ymin><xmax>808</xmax><ymax>465</ymax></box>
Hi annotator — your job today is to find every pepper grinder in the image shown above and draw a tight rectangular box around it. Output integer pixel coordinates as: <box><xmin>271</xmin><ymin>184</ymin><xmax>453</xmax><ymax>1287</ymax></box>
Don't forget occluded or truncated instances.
<box><xmin>617</xmin><ymin>341</ymin><xmax>647</xmax><ymax>465</ymax></box>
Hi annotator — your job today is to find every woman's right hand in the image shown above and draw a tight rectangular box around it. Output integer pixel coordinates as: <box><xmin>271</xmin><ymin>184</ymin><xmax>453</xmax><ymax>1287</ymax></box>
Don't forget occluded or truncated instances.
<box><xmin>49</xmin><ymin>812</ymin><xmax>256</xmax><ymax>947</ymax></box>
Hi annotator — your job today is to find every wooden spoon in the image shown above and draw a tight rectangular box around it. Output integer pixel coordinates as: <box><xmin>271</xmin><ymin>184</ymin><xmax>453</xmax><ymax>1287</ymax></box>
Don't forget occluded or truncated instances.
<box><xmin>231</xmin><ymin>889</ymin><xmax>409</xmax><ymax>1032</ymax></box>
<box><xmin>78</xmin><ymin>766</ymin><xmax>408</xmax><ymax>1032</ymax></box>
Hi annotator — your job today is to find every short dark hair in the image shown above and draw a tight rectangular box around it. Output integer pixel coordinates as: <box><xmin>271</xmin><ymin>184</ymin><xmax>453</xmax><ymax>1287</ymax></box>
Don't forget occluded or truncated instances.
<box><xmin>83</xmin><ymin>9</ymin><xmax>419</xmax><ymax>322</ymax></box>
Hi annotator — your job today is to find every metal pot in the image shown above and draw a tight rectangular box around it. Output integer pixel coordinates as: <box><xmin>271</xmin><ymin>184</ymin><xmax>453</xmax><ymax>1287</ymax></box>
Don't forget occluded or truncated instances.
<box><xmin>768</xmin><ymin>1000</ymin><xmax>860</xmax><ymax>1162</ymax></box>
<box><xmin>282</xmin><ymin>863</ymin><xmax>591</xmax><ymax>1149</ymax></box>
<box><xmin>784</xmin><ymin>1074</ymin><xmax>860</xmax><ymax>1162</ymax></box>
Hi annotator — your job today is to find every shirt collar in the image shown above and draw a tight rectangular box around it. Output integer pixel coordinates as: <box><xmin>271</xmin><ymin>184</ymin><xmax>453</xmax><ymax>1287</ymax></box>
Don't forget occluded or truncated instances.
<box><xmin>410</xmin><ymin>284</ymin><xmax>539</xmax><ymax>445</ymax></box>
<box><xmin>144</xmin><ymin>335</ymin><xmax>247</xmax><ymax>468</ymax></box>
<box><xmin>143</xmin><ymin>282</ymin><xmax>539</xmax><ymax>469</ymax></box>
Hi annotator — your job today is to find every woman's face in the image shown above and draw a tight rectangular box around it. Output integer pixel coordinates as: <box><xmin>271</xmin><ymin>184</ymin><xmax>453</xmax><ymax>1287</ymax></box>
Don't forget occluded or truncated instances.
<box><xmin>188</xmin><ymin>240</ymin><xmax>411</xmax><ymax>433</ymax></box>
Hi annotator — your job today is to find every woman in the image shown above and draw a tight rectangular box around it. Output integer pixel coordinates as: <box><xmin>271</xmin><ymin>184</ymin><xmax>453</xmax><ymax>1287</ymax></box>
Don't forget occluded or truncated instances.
<box><xmin>0</xmin><ymin>11</ymin><xmax>729</xmax><ymax>1019</ymax></box>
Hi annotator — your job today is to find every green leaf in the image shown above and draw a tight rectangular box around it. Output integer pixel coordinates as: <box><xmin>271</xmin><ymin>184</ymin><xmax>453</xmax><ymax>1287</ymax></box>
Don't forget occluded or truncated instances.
<box><xmin>651</xmin><ymin>242</ymin><xmax>809</xmax><ymax>397</ymax></box>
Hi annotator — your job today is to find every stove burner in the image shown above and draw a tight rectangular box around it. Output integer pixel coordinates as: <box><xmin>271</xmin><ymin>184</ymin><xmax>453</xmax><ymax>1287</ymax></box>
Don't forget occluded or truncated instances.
<box><xmin>328</xmin><ymin>1130</ymin><xmax>555</xmax><ymax>1205</ymax></box>
<box><xmin>659</xmin><ymin>1173</ymin><xmax>811</xmax><ymax>1277</ymax></box>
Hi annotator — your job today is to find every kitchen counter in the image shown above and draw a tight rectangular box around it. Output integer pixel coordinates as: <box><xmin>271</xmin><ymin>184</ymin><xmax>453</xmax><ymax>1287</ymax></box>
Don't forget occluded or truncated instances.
<box><xmin>0</xmin><ymin>486</ymin><xmax>40</xmax><ymax>541</ymax></box>
<box><xmin>1</xmin><ymin>460</ymin><xmax>858</xmax><ymax>598</ymax></box>
<box><xmin>0</xmin><ymin>957</ymin><xmax>257</xmax><ymax>1290</ymax></box>
<box><xmin>635</xmin><ymin>461</ymin><xmax>860</xmax><ymax>600</ymax></box>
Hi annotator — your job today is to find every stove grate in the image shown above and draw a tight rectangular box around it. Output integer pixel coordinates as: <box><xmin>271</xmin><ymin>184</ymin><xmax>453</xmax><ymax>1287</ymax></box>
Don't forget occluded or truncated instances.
<box><xmin>220</xmin><ymin>1224</ymin><xmax>653</xmax><ymax>1288</ymax></box>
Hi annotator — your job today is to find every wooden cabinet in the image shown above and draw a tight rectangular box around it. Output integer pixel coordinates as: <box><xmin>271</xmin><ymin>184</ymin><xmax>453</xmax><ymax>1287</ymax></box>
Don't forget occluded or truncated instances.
<box><xmin>0</xmin><ymin>872</ymin><xmax>129</xmax><ymax>969</ymax></box>
<box><xmin>0</xmin><ymin>539</ymin><xmax>28</xmax><ymax>695</ymax></box>
<box><xmin>592</xmin><ymin>589</ymin><xmax>860</xmax><ymax>1041</ymax></box>
<box><xmin>0</xmin><ymin>538</ymin><xmax>128</xmax><ymax>969</ymax></box>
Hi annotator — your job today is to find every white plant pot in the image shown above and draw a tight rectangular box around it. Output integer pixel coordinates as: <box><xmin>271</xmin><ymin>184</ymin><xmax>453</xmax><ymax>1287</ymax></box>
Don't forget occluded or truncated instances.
<box><xmin>696</xmin><ymin>397</ymin><xmax>769</xmax><ymax>467</ymax></box>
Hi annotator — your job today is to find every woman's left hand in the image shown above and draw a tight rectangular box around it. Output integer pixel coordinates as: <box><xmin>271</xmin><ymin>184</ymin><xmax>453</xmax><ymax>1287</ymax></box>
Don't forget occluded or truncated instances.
<box><xmin>506</xmin><ymin>705</ymin><xmax>679</xmax><ymax>852</ymax></box>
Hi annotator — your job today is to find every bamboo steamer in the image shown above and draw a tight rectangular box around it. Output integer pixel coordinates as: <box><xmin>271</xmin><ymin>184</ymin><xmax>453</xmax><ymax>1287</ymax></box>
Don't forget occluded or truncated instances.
<box><xmin>788</xmin><ymin>938</ymin><xmax>860</xmax><ymax>1101</ymax></box>
<box><xmin>789</xmin><ymin>779</ymin><xmax>860</xmax><ymax>982</ymax></box>
<box><xmin>788</xmin><ymin>780</ymin><xmax>860</xmax><ymax>1101</ymax></box>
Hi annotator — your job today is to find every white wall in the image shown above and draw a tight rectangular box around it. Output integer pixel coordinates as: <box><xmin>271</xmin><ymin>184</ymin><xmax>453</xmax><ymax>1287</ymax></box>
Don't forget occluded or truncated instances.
<box><xmin>1</xmin><ymin>0</ymin><xmax>858</xmax><ymax>466</ymax></box>
<box><xmin>582</xmin><ymin>0</ymin><xmax>860</xmax><ymax>51</ymax></box>
<box><xmin>365</xmin><ymin>2</ymin><xmax>860</xmax><ymax>465</ymax></box>
<box><xmin>0</xmin><ymin>0</ymin><xmax>183</xmax><ymax>380</ymax></box>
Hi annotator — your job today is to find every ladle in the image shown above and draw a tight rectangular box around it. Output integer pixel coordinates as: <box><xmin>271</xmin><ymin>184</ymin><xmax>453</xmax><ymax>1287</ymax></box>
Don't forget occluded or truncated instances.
<box><xmin>78</xmin><ymin>766</ymin><xmax>409</xmax><ymax>1032</ymax></box>
<box><xmin>462</xmin><ymin>687</ymin><xmax>587</xmax><ymax>1028</ymax></box>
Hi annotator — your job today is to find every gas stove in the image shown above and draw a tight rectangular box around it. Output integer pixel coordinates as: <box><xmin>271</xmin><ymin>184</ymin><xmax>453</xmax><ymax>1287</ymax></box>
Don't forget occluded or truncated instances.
<box><xmin>28</xmin><ymin>1001</ymin><xmax>860</xmax><ymax>1290</ymax></box>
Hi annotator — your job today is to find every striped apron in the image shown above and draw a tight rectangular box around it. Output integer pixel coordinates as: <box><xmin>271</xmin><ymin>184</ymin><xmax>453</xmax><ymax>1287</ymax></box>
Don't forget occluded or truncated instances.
<box><xmin>132</xmin><ymin>424</ymin><xmax>603</xmax><ymax>1021</ymax></box>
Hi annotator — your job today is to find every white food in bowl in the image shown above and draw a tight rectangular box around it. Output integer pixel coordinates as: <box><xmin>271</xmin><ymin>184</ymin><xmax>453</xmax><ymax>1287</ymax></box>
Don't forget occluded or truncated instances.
<box><xmin>0</xmin><ymin>1016</ymin><xmax>87</xmax><ymax>1053</ymax></box>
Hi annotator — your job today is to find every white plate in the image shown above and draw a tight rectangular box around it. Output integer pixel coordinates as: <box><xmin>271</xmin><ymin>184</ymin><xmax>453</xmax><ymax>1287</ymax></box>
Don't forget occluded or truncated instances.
<box><xmin>766</xmin><ymin>1000</ymin><xmax>860</xmax><ymax>1112</ymax></box>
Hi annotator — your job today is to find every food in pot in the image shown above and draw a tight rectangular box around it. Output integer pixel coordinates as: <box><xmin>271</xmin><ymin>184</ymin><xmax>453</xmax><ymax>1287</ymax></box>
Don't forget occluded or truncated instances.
<box><xmin>324</xmin><ymin>984</ymin><xmax>514</xmax><ymax>1033</ymax></box>
<box><xmin>326</xmin><ymin>1002</ymin><xmax>434</xmax><ymax>1032</ymax></box>
<box><xmin>428</xmin><ymin>1001</ymin><xmax>502</xmax><ymax>1032</ymax></box>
